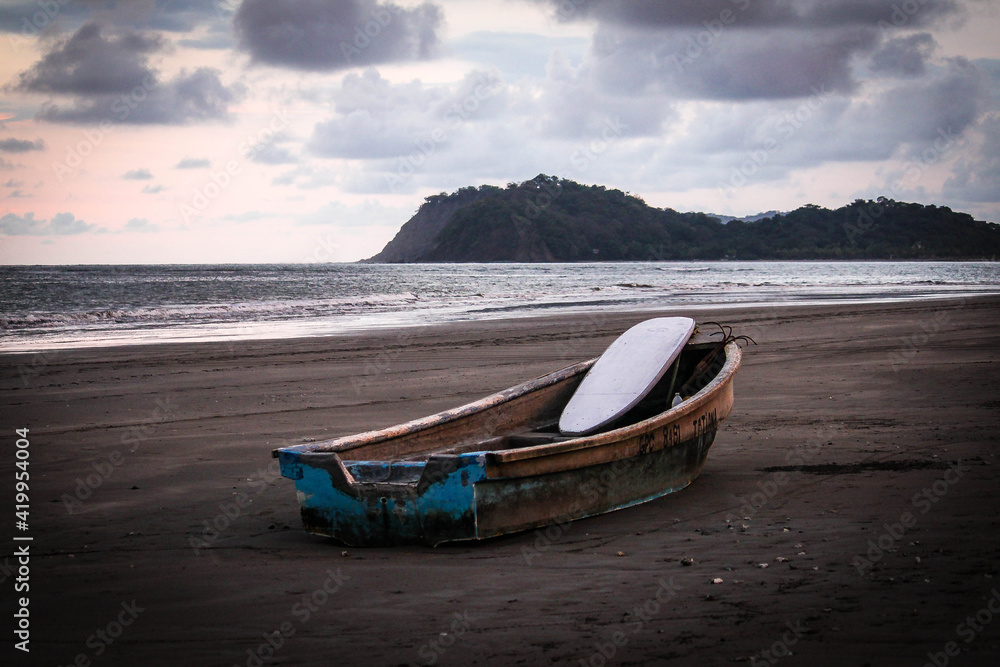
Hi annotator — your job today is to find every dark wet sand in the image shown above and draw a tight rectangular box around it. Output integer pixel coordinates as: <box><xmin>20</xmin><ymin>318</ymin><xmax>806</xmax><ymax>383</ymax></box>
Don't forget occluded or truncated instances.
<box><xmin>2</xmin><ymin>297</ymin><xmax>999</xmax><ymax>666</ymax></box>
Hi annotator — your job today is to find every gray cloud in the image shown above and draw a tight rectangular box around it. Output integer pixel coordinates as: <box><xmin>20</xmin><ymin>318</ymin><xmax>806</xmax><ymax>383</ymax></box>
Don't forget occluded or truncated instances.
<box><xmin>16</xmin><ymin>22</ymin><xmax>162</xmax><ymax>95</ymax></box>
<box><xmin>35</xmin><ymin>66</ymin><xmax>243</xmax><ymax>124</ymax></box>
<box><xmin>248</xmin><ymin>131</ymin><xmax>299</xmax><ymax>164</ymax></box>
<box><xmin>538</xmin><ymin>50</ymin><xmax>671</xmax><ymax>138</ymax></box>
<box><xmin>0</xmin><ymin>0</ymin><xmax>229</xmax><ymax>35</ymax></box>
<box><xmin>622</xmin><ymin>56</ymin><xmax>991</xmax><ymax>199</ymax></box>
<box><xmin>451</xmin><ymin>31</ymin><xmax>588</xmax><ymax>80</ymax></box>
<box><xmin>538</xmin><ymin>0</ymin><xmax>967</xmax><ymax>102</ymax></box>
<box><xmin>123</xmin><ymin>168</ymin><xmax>153</xmax><ymax>180</ymax></box>
<box><xmin>0</xmin><ymin>1</ymin><xmax>91</xmax><ymax>35</ymax></box>
<box><xmin>175</xmin><ymin>157</ymin><xmax>210</xmax><ymax>169</ymax></box>
<box><xmin>944</xmin><ymin>113</ymin><xmax>1000</xmax><ymax>203</ymax></box>
<box><xmin>50</xmin><ymin>211</ymin><xmax>95</xmax><ymax>234</ymax></box>
<box><xmin>303</xmin><ymin>47</ymin><xmax>990</xmax><ymax>197</ymax></box>
<box><xmin>308</xmin><ymin>67</ymin><xmax>518</xmax><ymax>179</ymax></box>
<box><xmin>0</xmin><ymin>211</ymin><xmax>97</xmax><ymax>235</ymax></box>
<box><xmin>0</xmin><ymin>211</ymin><xmax>43</xmax><ymax>234</ymax></box>
<box><xmin>292</xmin><ymin>8</ymin><xmax>997</xmax><ymax>203</ymax></box>
<box><xmin>134</xmin><ymin>0</ymin><xmax>231</xmax><ymax>33</ymax></box>
<box><xmin>542</xmin><ymin>0</ymin><xmax>961</xmax><ymax>29</ymax></box>
<box><xmin>870</xmin><ymin>33</ymin><xmax>938</xmax><ymax>77</ymax></box>
<box><xmin>0</xmin><ymin>137</ymin><xmax>45</xmax><ymax>152</ymax></box>
<box><xmin>310</xmin><ymin>68</ymin><xmax>455</xmax><ymax>159</ymax></box>
<box><xmin>863</xmin><ymin>58</ymin><xmax>987</xmax><ymax>149</ymax></box>
<box><xmin>124</xmin><ymin>217</ymin><xmax>160</xmax><ymax>232</ymax></box>
<box><xmin>589</xmin><ymin>23</ymin><xmax>881</xmax><ymax>100</ymax></box>
<box><xmin>771</xmin><ymin>57</ymin><xmax>988</xmax><ymax>163</ymax></box>
<box><xmin>234</xmin><ymin>0</ymin><xmax>443</xmax><ymax>71</ymax></box>
<box><xmin>15</xmin><ymin>22</ymin><xmax>243</xmax><ymax>125</ymax></box>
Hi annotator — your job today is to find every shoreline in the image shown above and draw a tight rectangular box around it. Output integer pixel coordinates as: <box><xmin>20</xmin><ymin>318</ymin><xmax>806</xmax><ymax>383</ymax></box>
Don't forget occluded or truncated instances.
<box><xmin>4</xmin><ymin>260</ymin><xmax>998</xmax><ymax>356</ymax></box>
<box><xmin>4</xmin><ymin>290</ymin><xmax>999</xmax><ymax>356</ymax></box>
<box><xmin>2</xmin><ymin>297</ymin><xmax>999</xmax><ymax>665</ymax></box>
<box><xmin>4</xmin><ymin>257</ymin><xmax>1000</xmax><ymax>266</ymax></box>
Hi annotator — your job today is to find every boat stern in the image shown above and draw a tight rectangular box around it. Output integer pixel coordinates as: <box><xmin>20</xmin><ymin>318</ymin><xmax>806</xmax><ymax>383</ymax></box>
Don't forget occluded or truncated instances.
<box><xmin>275</xmin><ymin>448</ymin><xmax>488</xmax><ymax>547</ymax></box>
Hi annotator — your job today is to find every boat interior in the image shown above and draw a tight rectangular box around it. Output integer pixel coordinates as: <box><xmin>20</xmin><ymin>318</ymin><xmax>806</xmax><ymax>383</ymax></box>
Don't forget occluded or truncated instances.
<box><xmin>452</xmin><ymin>339</ymin><xmax>725</xmax><ymax>449</ymax></box>
<box><xmin>343</xmin><ymin>336</ymin><xmax>731</xmax><ymax>468</ymax></box>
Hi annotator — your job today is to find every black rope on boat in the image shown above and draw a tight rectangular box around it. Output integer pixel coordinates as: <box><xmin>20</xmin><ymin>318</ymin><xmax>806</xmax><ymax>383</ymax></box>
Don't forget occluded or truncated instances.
<box><xmin>676</xmin><ymin>323</ymin><xmax>756</xmax><ymax>400</ymax></box>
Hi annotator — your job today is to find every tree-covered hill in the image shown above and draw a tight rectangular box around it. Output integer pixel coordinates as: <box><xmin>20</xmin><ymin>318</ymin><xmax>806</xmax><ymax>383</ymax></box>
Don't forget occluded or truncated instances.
<box><xmin>365</xmin><ymin>175</ymin><xmax>1000</xmax><ymax>262</ymax></box>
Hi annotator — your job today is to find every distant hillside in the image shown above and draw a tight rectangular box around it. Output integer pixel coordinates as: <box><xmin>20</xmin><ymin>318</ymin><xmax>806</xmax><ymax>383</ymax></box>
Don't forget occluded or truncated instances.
<box><xmin>365</xmin><ymin>175</ymin><xmax>1000</xmax><ymax>262</ymax></box>
<box><xmin>710</xmin><ymin>210</ymin><xmax>784</xmax><ymax>224</ymax></box>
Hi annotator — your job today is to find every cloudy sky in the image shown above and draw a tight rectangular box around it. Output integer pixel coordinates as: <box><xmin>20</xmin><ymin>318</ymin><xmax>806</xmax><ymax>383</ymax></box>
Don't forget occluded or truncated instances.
<box><xmin>1</xmin><ymin>0</ymin><xmax>998</xmax><ymax>264</ymax></box>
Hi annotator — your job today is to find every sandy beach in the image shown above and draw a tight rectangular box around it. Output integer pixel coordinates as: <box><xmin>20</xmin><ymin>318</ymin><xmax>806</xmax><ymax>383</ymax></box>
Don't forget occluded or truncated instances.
<box><xmin>2</xmin><ymin>296</ymin><xmax>999</xmax><ymax>666</ymax></box>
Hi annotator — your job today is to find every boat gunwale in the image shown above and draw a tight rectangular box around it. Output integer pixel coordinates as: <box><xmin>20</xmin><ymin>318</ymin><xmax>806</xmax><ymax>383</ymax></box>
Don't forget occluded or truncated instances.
<box><xmin>273</xmin><ymin>337</ymin><xmax>740</xmax><ymax>462</ymax></box>
<box><xmin>272</xmin><ymin>358</ymin><xmax>595</xmax><ymax>457</ymax></box>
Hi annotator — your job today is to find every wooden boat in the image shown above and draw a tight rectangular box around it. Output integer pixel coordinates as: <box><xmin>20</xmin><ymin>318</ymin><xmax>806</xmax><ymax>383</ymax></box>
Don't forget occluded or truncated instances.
<box><xmin>273</xmin><ymin>324</ymin><xmax>743</xmax><ymax>546</ymax></box>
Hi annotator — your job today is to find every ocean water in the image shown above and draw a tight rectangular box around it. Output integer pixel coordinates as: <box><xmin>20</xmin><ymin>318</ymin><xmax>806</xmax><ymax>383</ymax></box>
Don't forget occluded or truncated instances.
<box><xmin>1</xmin><ymin>262</ymin><xmax>999</xmax><ymax>353</ymax></box>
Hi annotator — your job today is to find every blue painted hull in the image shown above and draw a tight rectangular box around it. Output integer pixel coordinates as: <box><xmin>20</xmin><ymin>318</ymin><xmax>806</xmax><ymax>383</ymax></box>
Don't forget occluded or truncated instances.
<box><xmin>277</xmin><ymin>453</ymin><xmax>489</xmax><ymax>546</ymax></box>
<box><xmin>276</xmin><ymin>430</ymin><xmax>717</xmax><ymax>546</ymax></box>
